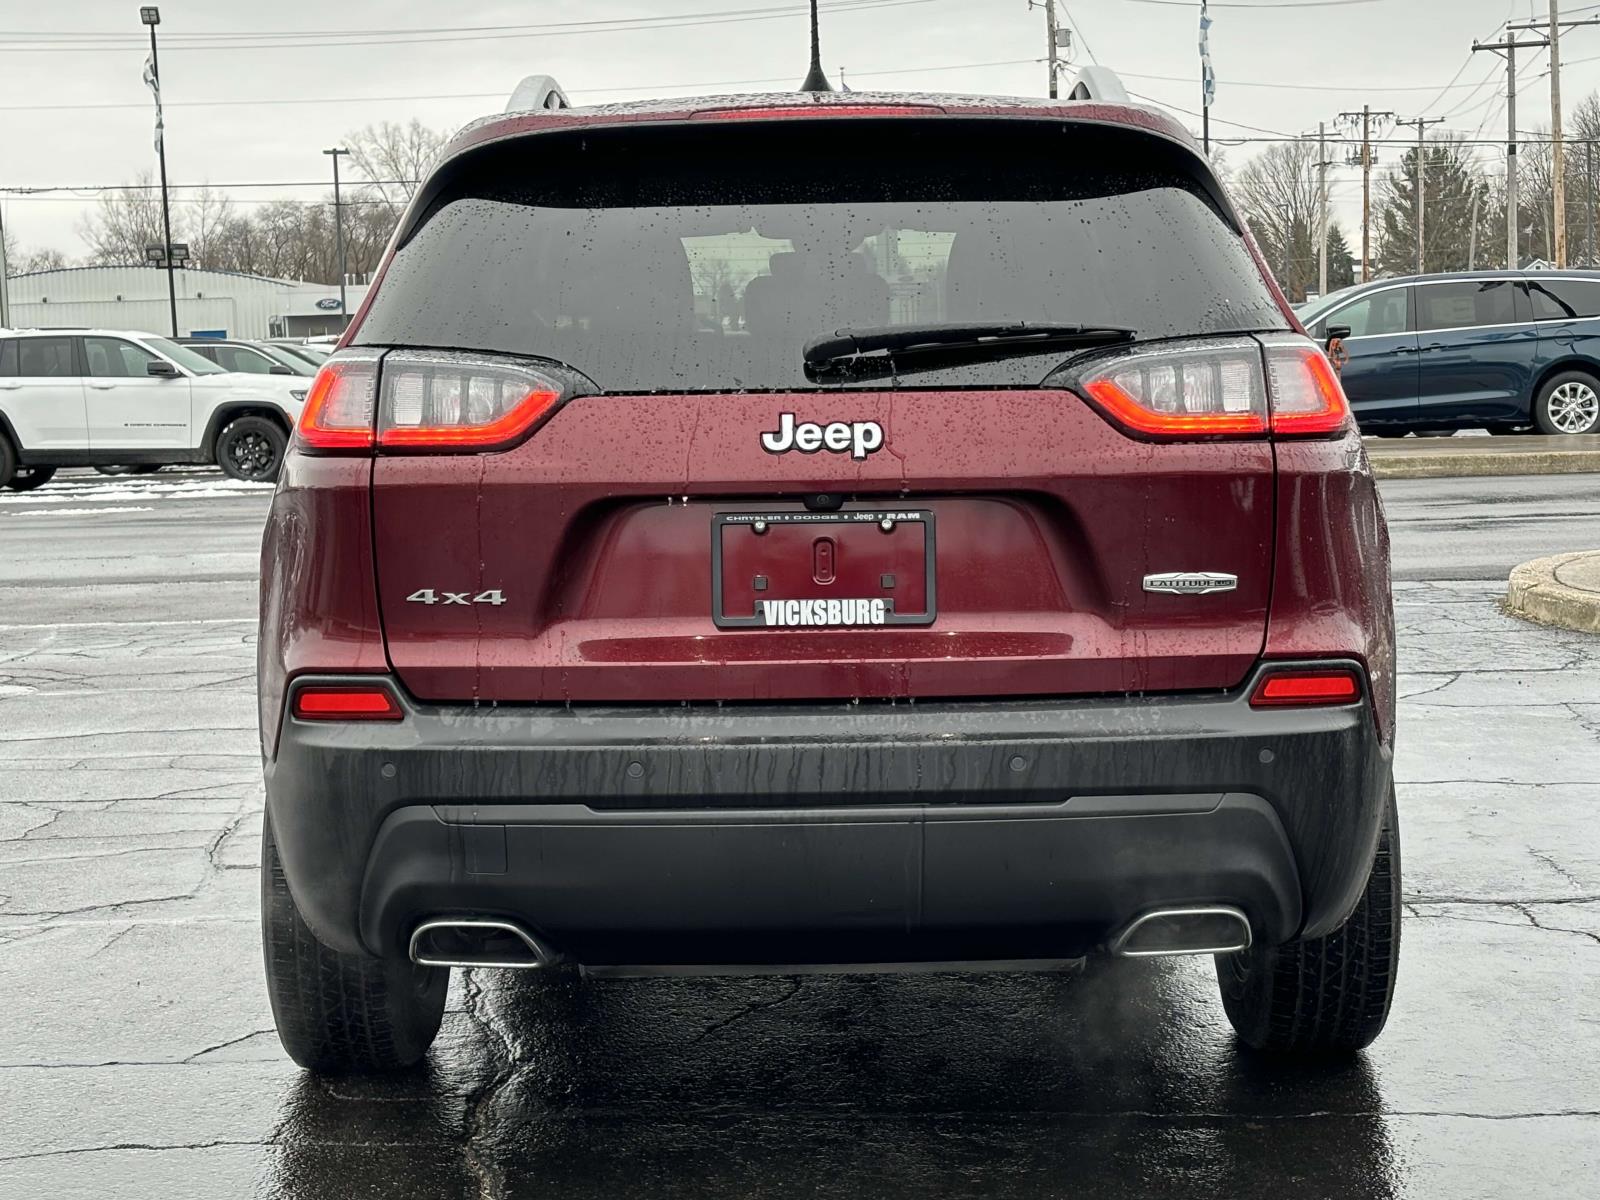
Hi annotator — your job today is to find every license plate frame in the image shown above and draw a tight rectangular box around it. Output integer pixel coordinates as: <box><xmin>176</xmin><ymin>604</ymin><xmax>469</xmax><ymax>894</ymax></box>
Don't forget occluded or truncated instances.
<box><xmin>711</xmin><ymin>508</ymin><xmax>937</xmax><ymax>629</ymax></box>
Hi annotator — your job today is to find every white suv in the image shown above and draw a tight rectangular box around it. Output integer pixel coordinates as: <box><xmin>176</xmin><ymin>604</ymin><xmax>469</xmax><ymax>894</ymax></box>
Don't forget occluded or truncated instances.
<box><xmin>0</xmin><ymin>328</ymin><xmax>310</xmax><ymax>491</ymax></box>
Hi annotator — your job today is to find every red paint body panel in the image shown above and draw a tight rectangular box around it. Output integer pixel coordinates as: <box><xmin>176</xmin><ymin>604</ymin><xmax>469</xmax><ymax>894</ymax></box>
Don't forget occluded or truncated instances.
<box><xmin>258</xmin><ymin>454</ymin><xmax>386</xmax><ymax>753</ymax></box>
<box><xmin>1264</xmin><ymin>433</ymin><xmax>1396</xmax><ymax>741</ymax></box>
<box><xmin>369</xmin><ymin>390</ymin><xmax>1277</xmax><ymax>703</ymax></box>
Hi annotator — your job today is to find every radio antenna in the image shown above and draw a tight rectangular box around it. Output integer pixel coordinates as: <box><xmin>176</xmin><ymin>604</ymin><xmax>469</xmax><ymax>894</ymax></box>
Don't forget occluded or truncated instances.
<box><xmin>799</xmin><ymin>0</ymin><xmax>833</xmax><ymax>91</ymax></box>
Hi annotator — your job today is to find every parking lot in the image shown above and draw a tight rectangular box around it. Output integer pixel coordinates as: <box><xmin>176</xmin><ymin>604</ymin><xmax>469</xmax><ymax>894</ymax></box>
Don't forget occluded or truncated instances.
<box><xmin>1</xmin><ymin>468</ymin><xmax>1597</xmax><ymax>1199</ymax></box>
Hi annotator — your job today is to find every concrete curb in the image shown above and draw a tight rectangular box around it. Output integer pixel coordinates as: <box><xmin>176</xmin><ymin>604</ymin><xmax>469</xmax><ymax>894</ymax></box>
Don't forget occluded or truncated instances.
<box><xmin>1369</xmin><ymin>450</ymin><xmax>1600</xmax><ymax>479</ymax></box>
<box><xmin>1505</xmin><ymin>551</ymin><xmax>1600</xmax><ymax>634</ymax></box>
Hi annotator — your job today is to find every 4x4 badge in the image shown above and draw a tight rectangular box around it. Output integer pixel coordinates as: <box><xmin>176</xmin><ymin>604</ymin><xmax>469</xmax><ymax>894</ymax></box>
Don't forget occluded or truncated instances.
<box><xmin>760</xmin><ymin>413</ymin><xmax>884</xmax><ymax>460</ymax></box>
<box><xmin>1143</xmin><ymin>572</ymin><xmax>1238</xmax><ymax>595</ymax></box>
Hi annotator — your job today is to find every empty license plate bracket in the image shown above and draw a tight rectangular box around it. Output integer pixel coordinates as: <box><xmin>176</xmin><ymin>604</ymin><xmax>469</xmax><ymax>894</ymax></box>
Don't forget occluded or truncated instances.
<box><xmin>711</xmin><ymin>509</ymin><xmax>936</xmax><ymax>629</ymax></box>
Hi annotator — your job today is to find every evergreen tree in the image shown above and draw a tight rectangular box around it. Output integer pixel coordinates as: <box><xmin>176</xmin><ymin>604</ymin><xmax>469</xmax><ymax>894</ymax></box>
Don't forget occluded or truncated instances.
<box><xmin>1374</xmin><ymin>138</ymin><xmax>1494</xmax><ymax>275</ymax></box>
<box><xmin>1324</xmin><ymin>225</ymin><xmax>1356</xmax><ymax>290</ymax></box>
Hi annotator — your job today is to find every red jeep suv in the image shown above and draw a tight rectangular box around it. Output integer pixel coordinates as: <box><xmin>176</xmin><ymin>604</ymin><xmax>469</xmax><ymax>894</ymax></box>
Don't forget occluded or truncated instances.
<box><xmin>258</xmin><ymin>92</ymin><xmax>1398</xmax><ymax>1073</ymax></box>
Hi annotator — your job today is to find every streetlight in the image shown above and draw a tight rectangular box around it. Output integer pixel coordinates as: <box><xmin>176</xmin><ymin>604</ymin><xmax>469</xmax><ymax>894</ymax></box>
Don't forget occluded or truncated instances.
<box><xmin>323</xmin><ymin>148</ymin><xmax>349</xmax><ymax>325</ymax></box>
<box><xmin>140</xmin><ymin>6</ymin><xmax>179</xmax><ymax>337</ymax></box>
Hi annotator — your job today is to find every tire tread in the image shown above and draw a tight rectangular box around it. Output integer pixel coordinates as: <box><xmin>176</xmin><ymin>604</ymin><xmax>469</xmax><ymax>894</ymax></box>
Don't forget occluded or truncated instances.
<box><xmin>261</xmin><ymin>818</ymin><xmax>446</xmax><ymax>1073</ymax></box>
<box><xmin>1217</xmin><ymin>790</ymin><xmax>1401</xmax><ymax>1053</ymax></box>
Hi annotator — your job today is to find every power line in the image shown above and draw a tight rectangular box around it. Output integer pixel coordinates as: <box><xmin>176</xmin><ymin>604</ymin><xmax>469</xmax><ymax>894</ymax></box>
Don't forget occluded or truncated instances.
<box><xmin>0</xmin><ymin>0</ymin><xmax>944</xmax><ymax>53</ymax></box>
<box><xmin>3</xmin><ymin>1</ymin><xmax>914</xmax><ymax>40</ymax></box>
<box><xmin>1113</xmin><ymin>0</ymin><xmax>1382</xmax><ymax>7</ymax></box>
<box><xmin>1119</xmin><ymin>66</ymin><xmax>1515</xmax><ymax>93</ymax></box>
<box><xmin>1057</xmin><ymin>5</ymin><xmax>1098</xmax><ymax>65</ymax></box>
<box><xmin>0</xmin><ymin>57</ymin><xmax>1044</xmax><ymax>113</ymax></box>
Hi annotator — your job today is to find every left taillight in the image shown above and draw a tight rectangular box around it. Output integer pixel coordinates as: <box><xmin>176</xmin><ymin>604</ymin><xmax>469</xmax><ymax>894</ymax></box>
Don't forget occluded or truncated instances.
<box><xmin>1071</xmin><ymin>336</ymin><xmax>1351</xmax><ymax>440</ymax></box>
<box><xmin>292</xmin><ymin>684</ymin><xmax>403</xmax><ymax>721</ymax></box>
<box><xmin>296</xmin><ymin>353</ymin><xmax>379</xmax><ymax>451</ymax></box>
<box><xmin>295</xmin><ymin>349</ymin><xmax>573</xmax><ymax>455</ymax></box>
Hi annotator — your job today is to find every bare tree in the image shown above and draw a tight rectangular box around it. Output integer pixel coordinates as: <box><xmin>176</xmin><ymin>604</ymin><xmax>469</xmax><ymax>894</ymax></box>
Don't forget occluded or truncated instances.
<box><xmin>343</xmin><ymin>119</ymin><xmax>448</xmax><ymax>216</ymax></box>
<box><xmin>71</xmin><ymin>168</ymin><xmax>418</xmax><ymax>285</ymax></box>
<box><xmin>1232</xmin><ymin>141</ymin><xmax>1323</xmax><ymax>301</ymax></box>
<box><xmin>78</xmin><ymin>170</ymin><xmax>177</xmax><ymax>265</ymax></box>
<box><xmin>185</xmin><ymin>186</ymin><xmax>236</xmax><ymax>271</ymax></box>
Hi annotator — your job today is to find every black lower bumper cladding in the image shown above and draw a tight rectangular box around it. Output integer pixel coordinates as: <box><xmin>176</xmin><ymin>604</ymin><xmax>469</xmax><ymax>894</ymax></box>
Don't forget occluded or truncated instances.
<box><xmin>264</xmin><ymin>662</ymin><xmax>1391</xmax><ymax>965</ymax></box>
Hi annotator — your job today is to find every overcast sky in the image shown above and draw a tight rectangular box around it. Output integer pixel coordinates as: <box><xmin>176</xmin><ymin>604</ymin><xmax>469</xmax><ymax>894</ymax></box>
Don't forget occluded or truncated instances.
<box><xmin>1</xmin><ymin>0</ymin><xmax>1592</xmax><ymax>262</ymax></box>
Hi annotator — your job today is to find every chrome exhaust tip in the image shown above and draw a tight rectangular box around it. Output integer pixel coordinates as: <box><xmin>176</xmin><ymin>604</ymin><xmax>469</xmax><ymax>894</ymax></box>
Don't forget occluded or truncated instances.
<box><xmin>408</xmin><ymin>919</ymin><xmax>555</xmax><ymax>969</ymax></box>
<box><xmin>1109</xmin><ymin>906</ymin><xmax>1252</xmax><ymax>958</ymax></box>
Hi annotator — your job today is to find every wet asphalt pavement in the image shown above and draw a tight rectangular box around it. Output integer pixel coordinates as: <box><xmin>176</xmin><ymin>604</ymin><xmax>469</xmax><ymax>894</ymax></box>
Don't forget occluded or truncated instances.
<box><xmin>1</xmin><ymin>469</ymin><xmax>1597</xmax><ymax>1198</ymax></box>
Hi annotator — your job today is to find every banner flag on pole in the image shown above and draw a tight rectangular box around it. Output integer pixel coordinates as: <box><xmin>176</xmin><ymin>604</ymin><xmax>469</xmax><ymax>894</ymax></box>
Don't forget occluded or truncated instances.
<box><xmin>143</xmin><ymin>52</ymin><xmax>164</xmax><ymax>153</ymax></box>
<box><xmin>1199</xmin><ymin>1</ymin><xmax>1216</xmax><ymax>110</ymax></box>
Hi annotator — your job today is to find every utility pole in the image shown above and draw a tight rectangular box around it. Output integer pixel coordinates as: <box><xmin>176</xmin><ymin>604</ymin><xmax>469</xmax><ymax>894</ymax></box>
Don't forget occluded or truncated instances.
<box><xmin>1474</xmin><ymin>34</ymin><xmax>1531</xmax><ymax>269</ymax></box>
<box><xmin>140</xmin><ymin>6</ymin><xmax>178</xmax><ymax>337</ymax></box>
<box><xmin>1580</xmin><ymin>140</ymin><xmax>1593</xmax><ymax>267</ymax></box>
<box><xmin>1339</xmin><ymin>104</ymin><xmax>1394</xmax><ymax>283</ymax></box>
<box><xmin>1200</xmin><ymin>0</ymin><xmax>1214</xmax><ymax>154</ymax></box>
<box><xmin>323</xmin><ymin>148</ymin><xmax>350</xmax><ymax>325</ymax></box>
<box><xmin>1468</xmin><ymin>191</ymin><xmax>1481</xmax><ymax>269</ymax></box>
<box><xmin>1396</xmin><ymin>116</ymin><xmax>1444</xmax><ymax>274</ymax></box>
<box><xmin>1495</xmin><ymin>14</ymin><xmax>1600</xmax><ymax>268</ymax></box>
<box><xmin>1549</xmin><ymin>1</ymin><xmax>1567</xmax><ymax>267</ymax></box>
<box><xmin>1318</xmin><ymin>121</ymin><xmax>1330</xmax><ymax>297</ymax></box>
<box><xmin>1029</xmin><ymin>0</ymin><xmax>1065</xmax><ymax>99</ymax></box>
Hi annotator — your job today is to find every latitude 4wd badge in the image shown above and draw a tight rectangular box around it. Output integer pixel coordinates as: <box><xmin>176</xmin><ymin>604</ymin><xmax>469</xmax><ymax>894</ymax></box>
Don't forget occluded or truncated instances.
<box><xmin>760</xmin><ymin>413</ymin><xmax>884</xmax><ymax>461</ymax></box>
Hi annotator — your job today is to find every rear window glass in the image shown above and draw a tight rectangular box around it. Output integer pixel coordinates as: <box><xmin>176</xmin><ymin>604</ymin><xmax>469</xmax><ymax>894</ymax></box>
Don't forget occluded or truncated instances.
<box><xmin>355</xmin><ymin>119</ymin><xmax>1287</xmax><ymax>391</ymax></box>
<box><xmin>1525</xmin><ymin>277</ymin><xmax>1600</xmax><ymax>321</ymax></box>
<box><xmin>16</xmin><ymin>337</ymin><xmax>76</xmax><ymax>378</ymax></box>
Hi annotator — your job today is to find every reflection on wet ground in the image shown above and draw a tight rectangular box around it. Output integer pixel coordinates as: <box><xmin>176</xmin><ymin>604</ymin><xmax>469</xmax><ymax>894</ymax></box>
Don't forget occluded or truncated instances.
<box><xmin>1</xmin><ymin>491</ymin><xmax>1597</xmax><ymax>1198</ymax></box>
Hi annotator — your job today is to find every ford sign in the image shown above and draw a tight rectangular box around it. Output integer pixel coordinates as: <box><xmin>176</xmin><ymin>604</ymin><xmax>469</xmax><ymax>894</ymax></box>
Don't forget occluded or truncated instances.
<box><xmin>315</xmin><ymin>297</ymin><xmax>342</xmax><ymax>311</ymax></box>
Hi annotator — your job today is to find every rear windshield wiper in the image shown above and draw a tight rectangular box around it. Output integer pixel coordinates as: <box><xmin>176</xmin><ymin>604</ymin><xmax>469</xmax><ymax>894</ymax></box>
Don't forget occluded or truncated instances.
<box><xmin>802</xmin><ymin>322</ymin><xmax>1136</xmax><ymax>382</ymax></box>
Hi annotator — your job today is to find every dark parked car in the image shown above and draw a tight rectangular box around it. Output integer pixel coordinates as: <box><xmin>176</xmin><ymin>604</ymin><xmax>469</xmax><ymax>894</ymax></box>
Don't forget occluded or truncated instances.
<box><xmin>1299</xmin><ymin>270</ymin><xmax>1600</xmax><ymax>435</ymax></box>
<box><xmin>177</xmin><ymin>337</ymin><xmax>317</xmax><ymax>377</ymax></box>
<box><xmin>257</xmin><ymin>90</ymin><xmax>1398</xmax><ymax>1074</ymax></box>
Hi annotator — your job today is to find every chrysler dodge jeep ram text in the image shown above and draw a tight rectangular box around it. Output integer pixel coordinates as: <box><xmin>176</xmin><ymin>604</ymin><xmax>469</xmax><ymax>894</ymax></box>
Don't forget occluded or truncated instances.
<box><xmin>257</xmin><ymin>91</ymin><xmax>1399</xmax><ymax>1073</ymax></box>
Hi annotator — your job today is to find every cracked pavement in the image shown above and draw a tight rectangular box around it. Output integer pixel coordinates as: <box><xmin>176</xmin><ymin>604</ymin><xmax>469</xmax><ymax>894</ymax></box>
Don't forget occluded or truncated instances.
<box><xmin>0</xmin><ymin>472</ymin><xmax>1597</xmax><ymax>1198</ymax></box>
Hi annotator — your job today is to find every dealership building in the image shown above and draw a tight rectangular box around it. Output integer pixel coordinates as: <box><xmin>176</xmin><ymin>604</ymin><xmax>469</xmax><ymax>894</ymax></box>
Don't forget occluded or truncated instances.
<box><xmin>3</xmin><ymin>265</ymin><xmax>369</xmax><ymax>339</ymax></box>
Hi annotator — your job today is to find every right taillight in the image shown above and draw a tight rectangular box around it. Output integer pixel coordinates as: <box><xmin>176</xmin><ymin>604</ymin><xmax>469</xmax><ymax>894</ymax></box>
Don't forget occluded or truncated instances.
<box><xmin>1263</xmin><ymin>342</ymin><xmax>1351</xmax><ymax>435</ymax></box>
<box><xmin>1074</xmin><ymin>336</ymin><xmax>1350</xmax><ymax>440</ymax></box>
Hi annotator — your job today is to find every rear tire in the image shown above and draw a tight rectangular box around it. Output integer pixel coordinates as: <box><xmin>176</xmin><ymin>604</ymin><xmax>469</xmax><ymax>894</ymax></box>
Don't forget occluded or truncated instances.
<box><xmin>261</xmin><ymin>815</ymin><xmax>448</xmax><ymax>1073</ymax></box>
<box><xmin>93</xmin><ymin>464</ymin><xmax>161</xmax><ymax>476</ymax></box>
<box><xmin>5</xmin><ymin>465</ymin><xmax>57</xmax><ymax>492</ymax></box>
<box><xmin>1533</xmin><ymin>370</ymin><xmax>1600</xmax><ymax>435</ymax></box>
<box><xmin>1216</xmin><ymin>788</ymin><xmax>1400</xmax><ymax>1054</ymax></box>
<box><xmin>0</xmin><ymin>439</ymin><xmax>15</xmax><ymax>488</ymax></box>
<box><xmin>215</xmin><ymin>415</ymin><xmax>286</xmax><ymax>482</ymax></box>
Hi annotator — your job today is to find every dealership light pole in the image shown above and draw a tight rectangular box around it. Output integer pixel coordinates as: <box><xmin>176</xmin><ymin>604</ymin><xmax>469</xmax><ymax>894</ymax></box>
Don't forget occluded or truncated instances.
<box><xmin>140</xmin><ymin>6</ymin><xmax>179</xmax><ymax>337</ymax></box>
<box><xmin>324</xmin><ymin>147</ymin><xmax>349</xmax><ymax>324</ymax></box>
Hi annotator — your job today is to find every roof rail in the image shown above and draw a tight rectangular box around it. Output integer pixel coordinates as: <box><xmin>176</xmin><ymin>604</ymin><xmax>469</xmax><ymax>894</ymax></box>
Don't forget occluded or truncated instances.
<box><xmin>1064</xmin><ymin>65</ymin><xmax>1130</xmax><ymax>103</ymax></box>
<box><xmin>505</xmin><ymin>75</ymin><xmax>572</xmax><ymax>114</ymax></box>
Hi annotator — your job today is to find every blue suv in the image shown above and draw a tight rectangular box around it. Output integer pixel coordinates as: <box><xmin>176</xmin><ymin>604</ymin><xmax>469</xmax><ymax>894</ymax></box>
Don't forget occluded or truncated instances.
<box><xmin>1298</xmin><ymin>270</ymin><xmax>1600</xmax><ymax>436</ymax></box>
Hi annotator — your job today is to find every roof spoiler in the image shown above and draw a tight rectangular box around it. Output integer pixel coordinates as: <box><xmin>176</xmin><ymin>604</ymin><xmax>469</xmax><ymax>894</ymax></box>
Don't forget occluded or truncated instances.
<box><xmin>505</xmin><ymin>75</ymin><xmax>572</xmax><ymax>114</ymax></box>
<box><xmin>1064</xmin><ymin>65</ymin><xmax>1130</xmax><ymax>103</ymax></box>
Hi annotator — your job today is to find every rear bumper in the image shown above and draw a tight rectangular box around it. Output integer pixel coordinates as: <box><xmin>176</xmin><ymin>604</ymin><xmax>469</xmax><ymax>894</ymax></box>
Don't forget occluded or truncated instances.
<box><xmin>264</xmin><ymin>662</ymin><xmax>1391</xmax><ymax>964</ymax></box>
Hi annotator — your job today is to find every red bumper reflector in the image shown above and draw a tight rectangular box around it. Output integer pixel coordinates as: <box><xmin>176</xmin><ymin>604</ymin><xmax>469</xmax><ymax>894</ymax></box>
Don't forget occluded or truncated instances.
<box><xmin>1249</xmin><ymin>669</ymin><xmax>1362</xmax><ymax>708</ymax></box>
<box><xmin>293</xmin><ymin>685</ymin><xmax>403</xmax><ymax>720</ymax></box>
